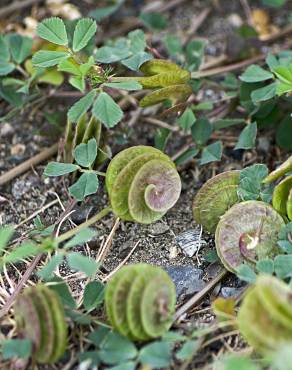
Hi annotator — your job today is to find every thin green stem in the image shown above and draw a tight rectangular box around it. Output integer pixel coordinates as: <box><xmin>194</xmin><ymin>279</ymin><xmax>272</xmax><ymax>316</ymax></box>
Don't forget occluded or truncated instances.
<box><xmin>56</xmin><ymin>206</ymin><xmax>112</xmax><ymax>243</ymax></box>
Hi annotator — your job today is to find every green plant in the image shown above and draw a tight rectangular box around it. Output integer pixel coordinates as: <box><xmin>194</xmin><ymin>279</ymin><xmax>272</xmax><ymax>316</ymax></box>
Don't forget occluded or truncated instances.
<box><xmin>13</xmin><ymin>284</ymin><xmax>67</xmax><ymax>364</ymax></box>
<box><xmin>238</xmin><ymin>274</ymin><xmax>292</xmax><ymax>354</ymax></box>
<box><xmin>105</xmin><ymin>263</ymin><xmax>176</xmax><ymax>340</ymax></box>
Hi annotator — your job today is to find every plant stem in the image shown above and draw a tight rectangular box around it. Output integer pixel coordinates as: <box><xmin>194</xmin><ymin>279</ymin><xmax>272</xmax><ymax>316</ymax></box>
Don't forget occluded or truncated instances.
<box><xmin>56</xmin><ymin>206</ymin><xmax>112</xmax><ymax>243</ymax></box>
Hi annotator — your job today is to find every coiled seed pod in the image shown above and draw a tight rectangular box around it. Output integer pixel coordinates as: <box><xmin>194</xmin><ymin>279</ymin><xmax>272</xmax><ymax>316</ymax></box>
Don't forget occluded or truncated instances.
<box><xmin>106</xmin><ymin>146</ymin><xmax>181</xmax><ymax>224</ymax></box>
<box><xmin>272</xmin><ymin>175</ymin><xmax>292</xmax><ymax>221</ymax></box>
<box><xmin>105</xmin><ymin>264</ymin><xmax>176</xmax><ymax>341</ymax></box>
<box><xmin>14</xmin><ymin>284</ymin><xmax>67</xmax><ymax>364</ymax></box>
<box><xmin>238</xmin><ymin>275</ymin><xmax>292</xmax><ymax>354</ymax></box>
<box><xmin>215</xmin><ymin>201</ymin><xmax>284</xmax><ymax>272</ymax></box>
<box><xmin>192</xmin><ymin>171</ymin><xmax>240</xmax><ymax>233</ymax></box>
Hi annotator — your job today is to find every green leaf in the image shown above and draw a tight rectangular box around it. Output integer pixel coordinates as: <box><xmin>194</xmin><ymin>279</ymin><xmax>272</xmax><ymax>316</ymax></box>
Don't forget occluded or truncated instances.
<box><xmin>83</xmin><ymin>281</ymin><xmax>104</xmax><ymax>311</ymax></box>
<box><xmin>235</xmin><ymin>122</ymin><xmax>257</xmax><ymax>150</ymax></box>
<box><xmin>163</xmin><ymin>34</ymin><xmax>183</xmax><ymax>57</ymax></box>
<box><xmin>154</xmin><ymin>128</ymin><xmax>171</xmax><ymax>151</ymax></box>
<box><xmin>273</xmin><ymin>65</ymin><xmax>292</xmax><ymax>84</ymax></box>
<box><xmin>47</xmin><ymin>276</ymin><xmax>76</xmax><ymax>309</ymax></box>
<box><xmin>266</xmin><ymin>53</ymin><xmax>279</xmax><ymax>69</ymax></box>
<box><xmin>69</xmin><ymin>75</ymin><xmax>85</xmax><ymax>92</ymax></box>
<box><xmin>8</xmin><ymin>34</ymin><xmax>32</xmax><ymax>64</ymax></box>
<box><xmin>276</xmin><ymin>81</ymin><xmax>292</xmax><ymax>96</ymax></box>
<box><xmin>104</xmin><ymin>81</ymin><xmax>142</xmax><ymax>91</ymax></box>
<box><xmin>68</xmin><ymin>90</ymin><xmax>96</xmax><ymax>123</ymax></box>
<box><xmin>262</xmin><ymin>0</ymin><xmax>286</xmax><ymax>7</ymax></box>
<box><xmin>98</xmin><ymin>332</ymin><xmax>138</xmax><ymax>365</ymax></box>
<box><xmin>73</xmin><ymin>18</ymin><xmax>97</xmax><ymax>52</ymax></box>
<box><xmin>140</xmin><ymin>12</ymin><xmax>168</xmax><ymax>30</ymax></box>
<box><xmin>109</xmin><ymin>362</ymin><xmax>136</xmax><ymax>370</ymax></box>
<box><xmin>221</xmin><ymin>73</ymin><xmax>238</xmax><ymax>90</ymax></box>
<box><xmin>186</xmin><ymin>40</ymin><xmax>205</xmax><ymax>71</ymax></box>
<box><xmin>222</xmin><ymin>355</ymin><xmax>261</xmax><ymax>370</ymax></box>
<box><xmin>213</xmin><ymin>118</ymin><xmax>244</xmax><ymax>130</ymax></box>
<box><xmin>121</xmin><ymin>51</ymin><xmax>153</xmax><ymax>71</ymax></box>
<box><xmin>251</xmin><ymin>82</ymin><xmax>277</xmax><ymax>103</ymax></box>
<box><xmin>67</xmin><ymin>252</ymin><xmax>99</xmax><ymax>277</ymax></box>
<box><xmin>64</xmin><ymin>228</ymin><xmax>97</xmax><ymax>249</ymax></box>
<box><xmin>0</xmin><ymin>226</ymin><xmax>14</xmax><ymax>253</ymax></box>
<box><xmin>73</xmin><ymin>138</ymin><xmax>97</xmax><ymax>167</ymax></box>
<box><xmin>191</xmin><ymin>117</ymin><xmax>212</xmax><ymax>145</ymax></box>
<box><xmin>239</xmin><ymin>65</ymin><xmax>273</xmax><ymax>83</ymax></box>
<box><xmin>0</xmin><ymin>35</ymin><xmax>10</xmax><ymax>61</ymax></box>
<box><xmin>200</xmin><ymin>141</ymin><xmax>222</xmax><ymax>165</ymax></box>
<box><xmin>0</xmin><ymin>81</ymin><xmax>23</xmax><ymax>106</ymax></box>
<box><xmin>89</xmin><ymin>3</ymin><xmax>122</xmax><ymax>21</ymax></box>
<box><xmin>277</xmin><ymin>223</ymin><xmax>292</xmax><ymax>253</ymax></box>
<box><xmin>177</xmin><ymin>108</ymin><xmax>196</xmax><ymax>131</ymax></box>
<box><xmin>44</xmin><ymin>162</ymin><xmax>79</xmax><ymax>177</ymax></box>
<box><xmin>276</xmin><ymin>116</ymin><xmax>292</xmax><ymax>150</ymax></box>
<box><xmin>36</xmin><ymin>17</ymin><xmax>68</xmax><ymax>46</ymax></box>
<box><xmin>2</xmin><ymin>339</ymin><xmax>32</xmax><ymax>360</ymax></box>
<box><xmin>237</xmin><ymin>163</ymin><xmax>269</xmax><ymax>201</ymax></box>
<box><xmin>139</xmin><ymin>341</ymin><xmax>172</xmax><ymax>368</ymax></box>
<box><xmin>32</xmin><ymin>50</ymin><xmax>70</xmax><ymax>67</ymax></box>
<box><xmin>176</xmin><ymin>340</ymin><xmax>198</xmax><ymax>361</ymax></box>
<box><xmin>95</xmin><ymin>46</ymin><xmax>131</xmax><ymax>64</ymax></box>
<box><xmin>256</xmin><ymin>259</ymin><xmax>274</xmax><ymax>274</ymax></box>
<box><xmin>128</xmin><ymin>29</ymin><xmax>146</xmax><ymax>53</ymax></box>
<box><xmin>0</xmin><ymin>60</ymin><xmax>15</xmax><ymax>76</ymax></box>
<box><xmin>236</xmin><ymin>264</ymin><xmax>257</xmax><ymax>283</ymax></box>
<box><xmin>69</xmin><ymin>172</ymin><xmax>99</xmax><ymax>201</ymax></box>
<box><xmin>38</xmin><ymin>254</ymin><xmax>64</xmax><ymax>280</ymax></box>
<box><xmin>4</xmin><ymin>242</ymin><xmax>39</xmax><ymax>264</ymax></box>
<box><xmin>174</xmin><ymin>147</ymin><xmax>199</xmax><ymax>166</ymax></box>
<box><xmin>58</xmin><ymin>58</ymin><xmax>81</xmax><ymax>75</ymax></box>
<box><xmin>88</xmin><ymin>326</ymin><xmax>111</xmax><ymax>346</ymax></box>
<box><xmin>274</xmin><ymin>255</ymin><xmax>292</xmax><ymax>279</ymax></box>
<box><xmin>93</xmin><ymin>92</ymin><xmax>123</xmax><ymax>128</ymax></box>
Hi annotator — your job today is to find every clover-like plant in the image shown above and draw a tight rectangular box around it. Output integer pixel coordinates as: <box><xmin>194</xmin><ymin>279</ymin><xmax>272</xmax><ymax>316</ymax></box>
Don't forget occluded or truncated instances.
<box><xmin>105</xmin><ymin>263</ymin><xmax>176</xmax><ymax>341</ymax></box>
<box><xmin>192</xmin><ymin>170</ymin><xmax>240</xmax><ymax>233</ymax></box>
<box><xmin>106</xmin><ymin>145</ymin><xmax>181</xmax><ymax>224</ymax></box>
<box><xmin>14</xmin><ymin>284</ymin><xmax>67</xmax><ymax>364</ymax></box>
<box><xmin>215</xmin><ymin>200</ymin><xmax>284</xmax><ymax>272</ymax></box>
<box><xmin>238</xmin><ymin>274</ymin><xmax>292</xmax><ymax>354</ymax></box>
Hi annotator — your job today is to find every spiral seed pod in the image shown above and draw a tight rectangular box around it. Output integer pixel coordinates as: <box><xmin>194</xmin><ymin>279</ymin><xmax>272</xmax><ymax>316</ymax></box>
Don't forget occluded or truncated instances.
<box><xmin>14</xmin><ymin>284</ymin><xmax>67</xmax><ymax>364</ymax></box>
<box><xmin>105</xmin><ymin>264</ymin><xmax>176</xmax><ymax>341</ymax></box>
<box><xmin>238</xmin><ymin>275</ymin><xmax>292</xmax><ymax>354</ymax></box>
<box><xmin>64</xmin><ymin>113</ymin><xmax>110</xmax><ymax>167</ymax></box>
<box><xmin>106</xmin><ymin>146</ymin><xmax>181</xmax><ymax>224</ymax></box>
<box><xmin>192</xmin><ymin>171</ymin><xmax>240</xmax><ymax>233</ymax></box>
<box><xmin>215</xmin><ymin>201</ymin><xmax>284</xmax><ymax>272</ymax></box>
<box><xmin>272</xmin><ymin>175</ymin><xmax>292</xmax><ymax>221</ymax></box>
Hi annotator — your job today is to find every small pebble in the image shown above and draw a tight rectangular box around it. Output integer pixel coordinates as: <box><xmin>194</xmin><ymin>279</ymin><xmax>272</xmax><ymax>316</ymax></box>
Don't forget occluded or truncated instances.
<box><xmin>149</xmin><ymin>222</ymin><xmax>170</xmax><ymax>236</ymax></box>
<box><xmin>176</xmin><ymin>228</ymin><xmax>207</xmax><ymax>257</ymax></box>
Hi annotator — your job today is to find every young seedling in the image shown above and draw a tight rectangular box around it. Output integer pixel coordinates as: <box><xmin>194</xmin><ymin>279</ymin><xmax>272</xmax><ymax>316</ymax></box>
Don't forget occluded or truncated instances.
<box><xmin>105</xmin><ymin>263</ymin><xmax>176</xmax><ymax>341</ymax></box>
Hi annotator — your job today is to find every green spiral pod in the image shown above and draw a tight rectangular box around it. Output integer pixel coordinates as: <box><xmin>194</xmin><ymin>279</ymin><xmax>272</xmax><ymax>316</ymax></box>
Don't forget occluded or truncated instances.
<box><xmin>215</xmin><ymin>201</ymin><xmax>284</xmax><ymax>272</ymax></box>
<box><xmin>272</xmin><ymin>175</ymin><xmax>292</xmax><ymax>221</ymax></box>
<box><xmin>238</xmin><ymin>275</ymin><xmax>292</xmax><ymax>354</ymax></box>
<box><xmin>105</xmin><ymin>264</ymin><xmax>176</xmax><ymax>341</ymax></box>
<box><xmin>106</xmin><ymin>146</ymin><xmax>181</xmax><ymax>224</ymax></box>
<box><xmin>193</xmin><ymin>171</ymin><xmax>240</xmax><ymax>233</ymax></box>
<box><xmin>14</xmin><ymin>284</ymin><xmax>67</xmax><ymax>364</ymax></box>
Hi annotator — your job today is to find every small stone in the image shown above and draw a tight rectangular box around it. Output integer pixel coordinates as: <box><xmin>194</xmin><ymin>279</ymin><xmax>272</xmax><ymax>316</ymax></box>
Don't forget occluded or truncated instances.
<box><xmin>71</xmin><ymin>205</ymin><xmax>96</xmax><ymax>224</ymax></box>
<box><xmin>165</xmin><ymin>265</ymin><xmax>205</xmax><ymax>300</ymax></box>
<box><xmin>176</xmin><ymin>228</ymin><xmax>207</xmax><ymax>257</ymax></box>
<box><xmin>12</xmin><ymin>179</ymin><xmax>32</xmax><ymax>200</ymax></box>
<box><xmin>0</xmin><ymin>123</ymin><xmax>13</xmax><ymax>137</ymax></box>
<box><xmin>228</xmin><ymin>14</ymin><xmax>243</xmax><ymax>28</ymax></box>
<box><xmin>10</xmin><ymin>143</ymin><xmax>26</xmax><ymax>156</ymax></box>
<box><xmin>149</xmin><ymin>222</ymin><xmax>170</xmax><ymax>236</ymax></box>
<box><xmin>169</xmin><ymin>246</ymin><xmax>178</xmax><ymax>259</ymax></box>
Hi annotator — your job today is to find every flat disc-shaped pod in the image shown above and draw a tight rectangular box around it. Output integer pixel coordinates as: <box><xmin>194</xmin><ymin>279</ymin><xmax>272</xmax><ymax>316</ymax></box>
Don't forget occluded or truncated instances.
<box><xmin>106</xmin><ymin>146</ymin><xmax>164</xmax><ymax>194</ymax></box>
<box><xmin>238</xmin><ymin>287</ymin><xmax>289</xmax><ymax>354</ymax></box>
<box><xmin>104</xmin><ymin>265</ymin><xmax>132</xmax><ymax>328</ymax></box>
<box><xmin>257</xmin><ymin>275</ymin><xmax>292</xmax><ymax>330</ymax></box>
<box><xmin>126</xmin><ymin>265</ymin><xmax>158</xmax><ymax>341</ymax></box>
<box><xmin>14</xmin><ymin>292</ymin><xmax>42</xmax><ymax>353</ymax></box>
<box><xmin>111</xmin><ymin>267</ymin><xmax>140</xmax><ymax>337</ymax></box>
<box><xmin>272</xmin><ymin>175</ymin><xmax>292</xmax><ymax>216</ymax></box>
<box><xmin>40</xmin><ymin>286</ymin><xmax>67</xmax><ymax>363</ymax></box>
<box><xmin>110</xmin><ymin>152</ymin><xmax>174</xmax><ymax>221</ymax></box>
<box><xmin>215</xmin><ymin>201</ymin><xmax>284</xmax><ymax>272</ymax></box>
<box><xmin>141</xmin><ymin>271</ymin><xmax>176</xmax><ymax>338</ymax></box>
<box><xmin>193</xmin><ymin>171</ymin><xmax>240</xmax><ymax>233</ymax></box>
<box><xmin>128</xmin><ymin>159</ymin><xmax>181</xmax><ymax>224</ymax></box>
<box><xmin>139</xmin><ymin>84</ymin><xmax>192</xmax><ymax>108</ymax></box>
<box><xmin>140</xmin><ymin>59</ymin><xmax>185</xmax><ymax>76</ymax></box>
